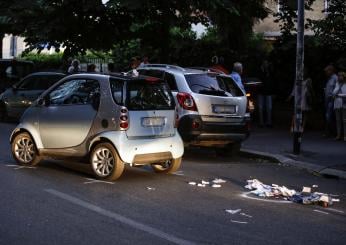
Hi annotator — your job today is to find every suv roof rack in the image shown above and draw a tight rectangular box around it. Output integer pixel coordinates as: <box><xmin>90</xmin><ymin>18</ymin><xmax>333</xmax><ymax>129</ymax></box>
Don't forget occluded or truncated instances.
<box><xmin>141</xmin><ymin>64</ymin><xmax>186</xmax><ymax>72</ymax></box>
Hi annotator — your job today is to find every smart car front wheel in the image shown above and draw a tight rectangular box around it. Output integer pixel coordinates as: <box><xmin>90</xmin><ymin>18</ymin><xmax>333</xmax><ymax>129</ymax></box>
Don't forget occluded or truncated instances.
<box><xmin>90</xmin><ymin>143</ymin><xmax>124</xmax><ymax>181</ymax></box>
<box><xmin>11</xmin><ymin>132</ymin><xmax>41</xmax><ymax>166</ymax></box>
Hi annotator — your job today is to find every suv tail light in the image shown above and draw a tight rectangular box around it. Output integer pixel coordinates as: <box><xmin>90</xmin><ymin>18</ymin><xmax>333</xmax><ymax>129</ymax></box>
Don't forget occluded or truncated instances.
<box><xmin>177</xmin><ymin>92</ymin><xmax>197</xmax><ymax>111</ymax></box>
<box><xmin>119</xmin><ymin>107</ymin><xmax>129</xmax><ymax>130</ymax></box>
<box><xmin>246</xmin><ymin>93</ymin><xmax>255</xmax><ymax>113</ymax></box>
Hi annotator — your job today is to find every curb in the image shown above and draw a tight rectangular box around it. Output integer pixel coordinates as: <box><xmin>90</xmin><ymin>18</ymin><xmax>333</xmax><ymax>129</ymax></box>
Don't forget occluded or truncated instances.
<box><xmin>240</xmin><ymin>148</ymin><xmax>346</xmax><ymax>179</ymax></box>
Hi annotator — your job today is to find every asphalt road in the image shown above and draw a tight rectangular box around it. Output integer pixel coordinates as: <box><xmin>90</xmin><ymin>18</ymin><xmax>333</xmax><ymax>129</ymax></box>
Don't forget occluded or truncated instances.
<box><xmin>0</xmin><ymin>122</ymin><xmax>345</xmax><ymax>245</ymax></box>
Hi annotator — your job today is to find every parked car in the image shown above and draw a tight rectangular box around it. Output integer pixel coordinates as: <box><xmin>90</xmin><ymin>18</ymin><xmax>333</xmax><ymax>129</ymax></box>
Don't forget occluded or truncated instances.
<box><xmin>0</xmin><ymin>72</ymin><xmax>65</xmax><ymax>121</ymax></box>
<box><xmin>138</xmin><ymin>64</ymin><xmax>250</xmax><ymax>154</ymax></box>
<box><xmin>10</xmin><ymin>73</ymin><xmax>184</xmax><ymax>180</ymax></box>
<box><xmin>0</xmin><ymin>59</ymin><xmax>34</xmax><ymax>93</ymax></box>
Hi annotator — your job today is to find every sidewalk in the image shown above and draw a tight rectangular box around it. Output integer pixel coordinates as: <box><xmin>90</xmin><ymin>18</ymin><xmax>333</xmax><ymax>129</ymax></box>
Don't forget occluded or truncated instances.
<box><xmin>242</xmin><ymin>127</ymin><xmax>346</xmax><ymax>178</ymax></box>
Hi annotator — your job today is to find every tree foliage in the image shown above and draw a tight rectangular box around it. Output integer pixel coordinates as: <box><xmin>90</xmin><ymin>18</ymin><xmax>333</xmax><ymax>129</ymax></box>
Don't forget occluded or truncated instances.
<box><xmin>309</xmin><ymin>0</ymin><xmax>346</xmax><ymax>51</ymax></box>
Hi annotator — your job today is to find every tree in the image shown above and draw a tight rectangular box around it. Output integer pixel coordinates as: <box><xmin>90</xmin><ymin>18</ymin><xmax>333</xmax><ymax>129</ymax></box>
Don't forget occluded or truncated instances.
<box><xmin>0</xmin><ymin>0</ymin><xmax>132</xmax><ymax>57</ymax></box>
<box><xmin>309</xmin><ymin>0</ymin><xmax>346</xmax><ymax>51</ymax></box>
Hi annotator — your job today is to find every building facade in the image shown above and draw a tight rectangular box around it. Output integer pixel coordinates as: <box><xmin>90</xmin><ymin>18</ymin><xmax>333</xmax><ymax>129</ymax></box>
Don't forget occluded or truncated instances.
<box><xmin>253</xmin><ymin>0</ymin><xmax>328</xmax><ymax>40</ymax></box>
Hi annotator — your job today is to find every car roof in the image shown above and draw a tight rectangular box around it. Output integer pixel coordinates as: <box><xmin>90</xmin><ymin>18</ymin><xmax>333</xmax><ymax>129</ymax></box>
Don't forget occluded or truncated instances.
<box><xmin>138</xmin><ymin>64</ymin><xmax>212</xmax><ymax>75</ymax></box>
<box><xmin>27</xmin><ymin>72</ymin><xmax>66</xmax><ymax>76</ymax></box>
<box><xmin>65</xmin><ymin>72</ymin><xmax>163</xmax><ymax>82</ymax></box>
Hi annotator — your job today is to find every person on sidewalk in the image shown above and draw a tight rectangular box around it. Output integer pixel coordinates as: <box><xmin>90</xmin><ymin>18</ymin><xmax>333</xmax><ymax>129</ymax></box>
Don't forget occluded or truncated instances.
<box><xmin>332</xmin><ymin>71</ymin><xmax>346</xmax><ymax>141</ymax></box>
<box><xmin>68</xmin><ymin>59</ymin><xmax>80</xmax><ymax>74</ymax></box>
<box><xmin>324</xmin><ymin>65</ymin><xmax>338</xmax><ymax>137</ymax></box>
<box><xmin>258</xmin><ymin>59</ymin><xmax>274</xmax><ymax>128</ymax></box>
<box><xmin>288</xmin><ymin>69</ymin><xmax>314</xmax><ymax>133</ymax></box>
<box><xmin>230</xmin><ymin>62</ymin><xmax>245</xmax><ymax>92</ymax></box>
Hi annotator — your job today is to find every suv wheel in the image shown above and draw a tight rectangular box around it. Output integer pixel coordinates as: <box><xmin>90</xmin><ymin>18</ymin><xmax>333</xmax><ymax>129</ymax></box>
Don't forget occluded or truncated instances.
<box><xmin>151</xmin><ymin>157</ymin><xmax>182</xmax><ymax>174</ymax></box>
<box><xmin>90</xmin><ymin>143</ymin><xmax>124</xmax><ymax>181</ymax></box>
<box><xmin>11</xmin><ymin>132</ymin><xmax>41</xmax><ymax>166</ymax></box>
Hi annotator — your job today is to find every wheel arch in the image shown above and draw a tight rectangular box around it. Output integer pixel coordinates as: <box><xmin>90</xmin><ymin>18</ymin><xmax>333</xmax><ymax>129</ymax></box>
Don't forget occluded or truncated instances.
<box><xmin>88</xmin><ymin>136</ymin><xmax>124</xmax><ymax>163</ymax></box>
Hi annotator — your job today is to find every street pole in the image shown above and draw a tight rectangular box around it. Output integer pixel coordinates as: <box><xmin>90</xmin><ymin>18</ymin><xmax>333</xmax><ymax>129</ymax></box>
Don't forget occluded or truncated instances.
<box><xmin>293</xmin><ymin>0</ymin><xmax>305</xmax><ymax>154</ymax></box>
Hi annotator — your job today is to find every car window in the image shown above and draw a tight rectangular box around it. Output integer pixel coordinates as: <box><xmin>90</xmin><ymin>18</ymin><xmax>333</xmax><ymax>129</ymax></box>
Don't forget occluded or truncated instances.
<box><xmin>164</xmin><ymin>72</ymin><xmax>178</xmax><ymax>91</ymax></box>
<box><xmin>126</xmin><ymin>80</ymin><xmax>175</xmax><ymax>110</ymax></box>
<box><xmin>49</xmin><ymin>79</ymin><xmax>100</xmax><ymax>106</ymax></box>
<box><xmin>110</xmin><ymin>78</ymin><xmax>124</xmax><ymax>105</ymax></box>
<box><xmin>184</xmin><ymin>74</ymin><xmax>244</xmax><ymax>97</ymax></box>
<box><xmin>17</xmin><ymin>75</ymin><xmax>63</xmax><ymax>90</ymax></box>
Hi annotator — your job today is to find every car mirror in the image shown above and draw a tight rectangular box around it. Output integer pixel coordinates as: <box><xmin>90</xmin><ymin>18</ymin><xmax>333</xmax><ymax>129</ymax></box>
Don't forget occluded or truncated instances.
<box><xmin>37</xmin><ymin>96</ymin><xmax>50</xmax><ymax>107</ymax></box>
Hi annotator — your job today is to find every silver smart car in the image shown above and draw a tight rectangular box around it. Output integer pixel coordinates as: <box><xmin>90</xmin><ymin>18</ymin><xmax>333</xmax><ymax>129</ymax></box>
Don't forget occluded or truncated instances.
<box><xmin>10</xmin><ymin>73</ymin><xmax>184</xmax><ymax>180</ymax></box>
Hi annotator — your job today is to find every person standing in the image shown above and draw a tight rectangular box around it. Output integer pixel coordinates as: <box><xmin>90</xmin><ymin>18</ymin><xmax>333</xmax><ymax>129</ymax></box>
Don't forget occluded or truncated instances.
<box><xmin>68</xmin><ymin>59</ymin><xmax>80</xmax><ymax>74</ymax></box>
<box><xmin>230</xmin><ymin>62</ymin><xmax>245</xmax><ymax>92</ymax></box>
<box><xmin>288</xmin><ymin>70</ymin><xmax>314</xmax><ymax>133</ymax></box>
<box><xmin>332</xmin><ymin>71</ymin><xmax>346</xmax><ymax>141</ymax></box>
<box><xmin>258</xmin><ymin>59</ymin><xmax>274</xmax><ymax>127</ymax></box>
<box><xmin>324</xmin><ymin>65</ymin><xmax>338</xmax><ymax>137</ymax></box>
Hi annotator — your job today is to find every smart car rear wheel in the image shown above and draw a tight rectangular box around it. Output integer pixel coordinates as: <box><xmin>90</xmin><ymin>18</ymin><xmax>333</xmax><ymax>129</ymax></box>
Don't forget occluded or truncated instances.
<box><xmin>11</xmin><ymin>132</ymin><xmax>41</xmax><ymax>166</ymax></box>
<box><xmin>151</xmin><ymin>157</ymin><xmax>182</xmax><ymax>174</ymax></box>
<box><xmin>90</xmin><ymin>143</ymin><xmax>124</xmax><ymax>181</ymax></box>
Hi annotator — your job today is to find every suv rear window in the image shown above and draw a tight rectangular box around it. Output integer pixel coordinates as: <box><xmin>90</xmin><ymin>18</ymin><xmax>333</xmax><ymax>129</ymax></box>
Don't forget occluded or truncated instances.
<box><xmin>185</xmin><ymin>74</ymin><xmax>244</xmax><ymax>97</ymax></box>
<box><xmin>126</xmin><ymin>80</ymin><xmax>175</xmax><ymax>110</ymax></box>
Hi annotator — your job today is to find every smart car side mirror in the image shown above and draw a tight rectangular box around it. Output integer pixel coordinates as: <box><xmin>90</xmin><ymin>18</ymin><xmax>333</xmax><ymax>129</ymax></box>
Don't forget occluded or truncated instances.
<box><xmin>37</xmin><ymin>96</ymin><xmax>50</xmax><ymax>107</ymax></box>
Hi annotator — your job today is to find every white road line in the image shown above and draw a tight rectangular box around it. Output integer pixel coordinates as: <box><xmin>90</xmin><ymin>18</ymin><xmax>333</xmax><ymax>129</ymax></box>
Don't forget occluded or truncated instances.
<box><xmin>83</xmin><ymin>178</ymin><xmax>114</xmax><ymax>185</ymax></box>
<box><xmin>45</xmin><ymin>189</ymin><xmax>195</xmax><ymax>245</ymax></box>
<box><xmin>5</xmin><ymin>164</ymin><xmax>36</xmax><ymax>170</ymax></box>
<box><xmin>313</xmin><ymin>209</ymin><xmax>329</xmax><ymax>215</ymax></box>
<box><xmin>230</xmin><ymin>220</ymin><xmax>248</xmax><ymax>224</ymax></box>
<box><xmin>325</xmin><ymin>208</ymin><xmax>344</xmax><ymax>214</ymax></box>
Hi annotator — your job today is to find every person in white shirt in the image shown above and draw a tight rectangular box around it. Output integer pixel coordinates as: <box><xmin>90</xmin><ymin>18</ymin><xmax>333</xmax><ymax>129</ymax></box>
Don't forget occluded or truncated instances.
<box><xmin>332</xmin><ymin>71</ymin><xmax>346</xmax><ymax>141</ymax></box>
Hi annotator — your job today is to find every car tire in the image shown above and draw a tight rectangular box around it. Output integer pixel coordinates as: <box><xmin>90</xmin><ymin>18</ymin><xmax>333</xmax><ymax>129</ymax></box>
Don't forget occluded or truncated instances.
<box><xmin>90</xmin><ymin>143</ymin><xmax>124</xmax><ymax>181</ymax></box>
<box><xmin>11</xmin><ymin>132</ymin><xmax>41</xmax><ymax>166</ymax></box>
<box><xmin>216</xmin><ymin>142</ymin><xmax>241</xmax><ymax>157</ymax></box>
<box><xmin>151</xmin><ymin>157</ymin><xmax>182</xmax><ymax>174</ymax></box>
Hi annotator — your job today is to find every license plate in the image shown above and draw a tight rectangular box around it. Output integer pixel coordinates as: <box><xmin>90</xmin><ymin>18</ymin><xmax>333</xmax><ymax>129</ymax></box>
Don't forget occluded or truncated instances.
<box><xmin>212</xmin><ymin>105</ymin><xmax>236</xmax><ymax>114</ymax></box>
<box><xmin>141</xmin><ymin>117</ymin><xmax>165</xmax><ymax>127</ymax></box>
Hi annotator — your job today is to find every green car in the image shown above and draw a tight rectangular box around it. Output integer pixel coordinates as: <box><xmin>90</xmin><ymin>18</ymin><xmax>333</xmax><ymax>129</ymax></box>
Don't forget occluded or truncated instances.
<box><xmin>0</xmin><ymin>72</ymin><xmax>65</xmax><ymax>121</ymax></box>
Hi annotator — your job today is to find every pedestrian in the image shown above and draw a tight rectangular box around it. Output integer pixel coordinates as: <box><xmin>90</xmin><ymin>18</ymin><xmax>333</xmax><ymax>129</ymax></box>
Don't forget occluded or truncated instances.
<box><xmin>288</xmin><ymin>69</ymin><xmax>314</xmax><ymax>133</ymax></box>
<box><xmin>258</xmin><ymin>59</ymin><xmax>274</xmax><ymax>128</ymax></box>
<box><xmin>108</xmin><ymin>63</ymin><xmax>115</xmax><ymax>73</ymax></box>
<box><xmin>68</xmin><ymin>59</ymin><xmax>80</xmax><ymax>74</ymax></box>
<box><xmin>130</xmin><ymin>57</ymin><xmax>140</xmax><ymax>70</ymax></box>
<box><xmin>324</xmin><ymin>65</ymin><xmax>338</xmax><ymax>137</ymax></box>
<box><xmin>139</xmin><ymin>56</ymin><xmax>149</xmax><ymax>68</ymax></box>
<box><xmin>87</xmin><ymin>63</ymin><xmax>96</xmax><ymax>72</ymax></box>
<box><xmin>230</xmin><ymin>62</ymin><xmax>245</xmax><ymax>91</ymax></box>
<box><xmin>332</xmin><ymin>71</ymin><xmax>346</xmax><ymax>141</ymax></box>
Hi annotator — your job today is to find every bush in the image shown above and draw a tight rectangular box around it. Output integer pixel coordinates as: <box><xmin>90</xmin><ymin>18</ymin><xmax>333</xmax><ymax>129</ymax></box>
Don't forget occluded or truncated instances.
<box><xmin>20</xmin><ymin>53</ymin><xmax>64</xmax><ymax>71</ymax></box>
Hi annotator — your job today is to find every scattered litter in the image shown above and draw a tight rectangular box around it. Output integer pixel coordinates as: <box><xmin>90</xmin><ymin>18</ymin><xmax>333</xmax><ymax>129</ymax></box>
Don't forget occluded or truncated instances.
<box><xmin>188</xmin><ymin>178</ymin><xmax>226</xmax><ymax>188</ymax></box>
<box><xmin>173</xmin><ymin>171</ymin><xmax>184</xmax><ymax>176</ymax></box>
<box><xmin>201</xmin><ymin>180</ymin><xmax>210</xmax><ymax>185</ymax></box>
<box><xmin>230</xmin><ymin>220</ymin><xmax>248</xmax><ymax>224</ymax></box>
<box><xmin>146</xmin><ymin>187</ymin><xmax>155</xmax><ymax>191</ymax></box>
<box><xmin>313</xmin><ymin>209</ymin><xmax>329</xmax><ymax>215</ymax></box>
<box><xmin>211</xmin><ymin>184</ymin><xmax>221</xmax><ymax>188</ymax></box>
<box><xmin>244</xmin><ymin>179</ymin><xmax>340</xmax><ymax>208</ymax></box>
<box><xmin>225</xmin><ymin>209</ymin><xmax>241</xmax><ymax>215</ymax></box>
<box><xmin>240</xmin><ymin>213</ymin><xmax>252</xmax><ymax>218</ymax></box>
<box><xmin>312</xmin><ymin>185</ymin><xmax>318</xmax><ymax>188</ymax></box>
<box><xmin>302</xmin><ymin>187</ymin><xmax>311</xmax><ymax>193</ymax></box>
<box><xmin>212</xmin><ymin>178</ymin><xmax>227</xmax><ymax>184</ymax></box>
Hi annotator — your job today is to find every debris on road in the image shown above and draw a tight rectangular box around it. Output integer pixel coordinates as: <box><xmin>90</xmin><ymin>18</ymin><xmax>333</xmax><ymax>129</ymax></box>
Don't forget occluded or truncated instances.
<box><xmin>245</xmin><ymin>179</ymin><xmax>340</xmax><ymax>208</ymax></box>
<box><xmin>211</xmin><ymin>184</ymin><xmax>221</xmax><ymax>188</ymax></box>
<box><xmin>146</xmin><ymin>187</ymin><xmax>156</xmax><ymax>191</ymax></box>
<box><xmin>188</xmin><ymin>178</ymin><xmax>227</xmax><ymax>188</ymax></box>
<box><xmin>225</xmin><ymin>209</ymin><xmax>241</xmax><ymax>215</ymax></box>
<box><xmin>240</xmin><ymin>213</ymin><xmax>253</xmax><ymax>218</ymax></box>
<box><xmin>212</xmin><ymin>178</ymin><xmax>227</xmax><ymax>184</ymax></box>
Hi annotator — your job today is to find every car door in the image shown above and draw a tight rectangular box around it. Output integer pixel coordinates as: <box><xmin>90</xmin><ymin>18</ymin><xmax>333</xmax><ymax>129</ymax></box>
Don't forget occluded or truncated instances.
<box><xmin>38</xmin><ymin>78</ymin><xmax>100</xmax><ymax>149</ymax></box>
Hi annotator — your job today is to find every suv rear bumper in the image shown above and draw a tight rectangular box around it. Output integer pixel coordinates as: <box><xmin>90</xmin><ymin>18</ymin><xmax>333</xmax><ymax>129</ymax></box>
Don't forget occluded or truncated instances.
<box><xmin>178</xmin><ymin>115</ymin><xmax>250</xmax><ymax>145</ymax></box>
